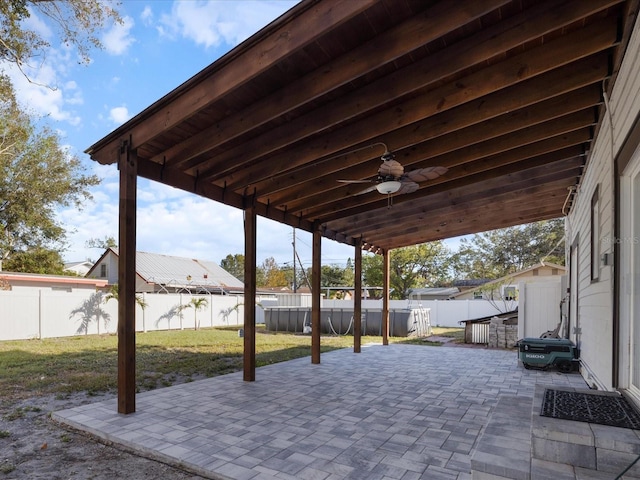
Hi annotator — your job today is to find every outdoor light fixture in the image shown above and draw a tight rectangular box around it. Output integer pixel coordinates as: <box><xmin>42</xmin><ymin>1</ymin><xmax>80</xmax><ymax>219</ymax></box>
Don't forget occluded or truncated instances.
<box><xmin>376</xmin><ymin>180</ymin><xmax>402</xmax><ymax>194</ymax></box>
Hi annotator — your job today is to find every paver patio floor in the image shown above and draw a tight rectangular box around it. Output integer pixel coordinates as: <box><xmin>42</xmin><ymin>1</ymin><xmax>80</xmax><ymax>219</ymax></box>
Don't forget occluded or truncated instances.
<box><xmin>53</xmin><ymin>344</ymin><xmax>589</xmax><ymax>479</ymax></box>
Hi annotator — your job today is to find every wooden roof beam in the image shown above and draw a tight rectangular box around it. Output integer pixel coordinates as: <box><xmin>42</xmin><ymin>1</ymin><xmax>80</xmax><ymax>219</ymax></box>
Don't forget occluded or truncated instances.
<box><xmin>259</xmin><ymin>100</ymin><xmax>597</xmax><ymax>205</ymax></box>
<box><xmin>165</xmin><ymin>0</ymin><xmax>612</xmax><ymax>172</ymax></box>
<box><xmin>283</xmin><ymin>132</ymin><xmax>589</xmax><ymax>214</ymax></box>
<box><xmin>318</xmin><ymin>157</ymin><xmax>583</xmax><ymax>224</ymax></box>
<box><xmin>329</xmin><ymin>148</ymin><xmax>584</xmax><ymax>235</ymax></box>
<box><xmin>382</xmin><ymin>209</ymin><xmax>565</xmax><ymax>250</ymax></box>
<box><xmin>206</xmin><ymin>20</ymin><xmax>615</xmax><ymax>188</ymax></box>
<box><xmin>158</xmin><ymin>0</ymin><xmax>510</xmax><ymax>169</ymax></box>
<box><xmin>134</xmin><ymin>158</ymin><xmax>338</xmax><ymax>241</ymax></box>
<box><xmin>349</xmin><ymin>185</ymin><xmax>571</xmax><ymax>241</ymax></box>
<box><xmin>86</xmin><ymin>0</ymin><xmax>378</xmax><ymax>165</ymax></box>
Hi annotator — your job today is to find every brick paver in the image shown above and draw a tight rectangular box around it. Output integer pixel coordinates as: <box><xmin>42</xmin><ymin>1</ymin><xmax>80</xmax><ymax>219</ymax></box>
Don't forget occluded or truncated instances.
<box><xmin>53</xmin><ymin>344</ymin><xmax>588</xmax><ymax>479</ymax></box>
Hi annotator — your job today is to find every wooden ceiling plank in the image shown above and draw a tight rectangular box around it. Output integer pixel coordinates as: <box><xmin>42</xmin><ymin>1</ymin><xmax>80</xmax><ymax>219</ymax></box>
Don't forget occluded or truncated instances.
<box><xmin>206</xmin><ymin>22</ymin><xmax>614</xmax><ymax>188</ymax></box>
<box><xmin>157</xmin><ymin>0</ymin><xmax>511</xmax><ymax>169</ymax></box>
<box><xmin>301</xmin><ymin>122</ymin><xmax>590</xmax><ymax>221</ymax></box>
<box><xmin>342</xmin><ymin>186</ymin><xmax>570</xmax><ymax>240</ymax></box>
<box><xmin>383</xmin><ymin>209</ymin><xmax>565</xmax><ymax>250</ymax></box>
<box><xmin>278</xmin><ymin>114</ymin><xmax>594</xmax><ymax>212</ymax></box>
<box><xmin>160</xmin><ymin>0</ymin><xmax>612</xmax><ymax>170</ymax></box>
<box><xmin>86</xmin><ymin>0</ymin><xmax>378</xmax><ymax>165</ymax></box>
<box><xmin>259</xmin><ymin>94</ymin><xmax>598</xmax><ymax>204</ymax></box>
<box><xmin>316</xmin><ymin>157</ymin><xmax>583</xmax><ymax>224</ymax></box>
<box><xmin>367</xmin><ymin>196</ymin><xmax>566</xmax><ymax>246</ymax></box>
<box><xmin>218</xmin><ymin>51</ymin><xmax>606</xmax><ymax>203</ymax></box>
<box><xmin>361</xmin><ymin>177</ymin><xmax>576</xmax><ymax>241</ymax></box>
<box><xmin>327</xmin><ymin>155</ymin><xmax>583</xmax><ymax>234</ymax></box>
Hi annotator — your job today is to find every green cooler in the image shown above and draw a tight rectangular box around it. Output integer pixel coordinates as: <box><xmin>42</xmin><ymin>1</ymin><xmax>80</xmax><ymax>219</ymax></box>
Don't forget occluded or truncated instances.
<box><xmin>516</xmin><ymin>337</ymin><xmax>579</xmax><ymax>373</ymax></box>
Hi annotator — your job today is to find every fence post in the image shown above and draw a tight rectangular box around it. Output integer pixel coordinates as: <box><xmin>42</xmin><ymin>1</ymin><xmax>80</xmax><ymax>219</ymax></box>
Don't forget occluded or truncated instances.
<box><xmin>38</xmin><ymin>289</ymin><xmax>43</xmax><ymax>339</ymax></box>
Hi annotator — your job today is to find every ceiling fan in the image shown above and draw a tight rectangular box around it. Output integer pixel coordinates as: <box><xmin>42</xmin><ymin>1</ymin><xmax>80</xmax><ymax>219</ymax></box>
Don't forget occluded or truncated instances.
<box><xmin>338</xmin><ymin>149</ymin><xmax>448</xmax><ymax>205</ymax></box>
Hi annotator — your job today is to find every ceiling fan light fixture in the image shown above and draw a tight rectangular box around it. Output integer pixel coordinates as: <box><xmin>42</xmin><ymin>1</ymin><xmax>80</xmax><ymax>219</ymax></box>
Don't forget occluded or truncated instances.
<box><xmin>376</xmin><ymin>180</ymin><xmax>401</xmax><ymax>194</ymax></box>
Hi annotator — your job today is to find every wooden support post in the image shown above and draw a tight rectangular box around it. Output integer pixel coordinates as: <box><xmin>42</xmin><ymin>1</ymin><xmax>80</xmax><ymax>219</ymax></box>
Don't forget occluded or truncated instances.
<box><xmin>243</xmin><ymin>200</ymin><xmax>257</xmax><ymax>381</ymax></box>
<box><xmin>118</xmin><ymin>141</ymin><xmax>137</xmax><ymax>414</ymax></box>
<box><xmin>382</xmin><ymin>249</ymin><xmax>390</xmax><ymax>345</ymax></box>
<box><xmin>354</xmin><ymin>238</ymin><xmax>362</xmax><ymax>353</ymax></box>
<box><xmin>311</xmin><ymin>227</ymin><xmax>321</xmax><ymax>364</ymax></box>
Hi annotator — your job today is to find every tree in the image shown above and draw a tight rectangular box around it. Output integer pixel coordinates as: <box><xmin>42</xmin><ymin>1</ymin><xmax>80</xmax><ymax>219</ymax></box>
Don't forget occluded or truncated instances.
<box><xmin>0</xmin><ymin>0</ymin><xmax>122</xmax><ymax>82</ymax></box>
<box><xmin>85</xmin><ymin>236</ymin><xmax>117</xmax><ymax>250</ymax></box>
<box><xmin>259</xmin><ymin>257</ymin><xmax>289</xmax><ymax>288</ymax></box>
<box><xmin>3</xmin><ymin>246</ymin><xmax>66</xmax><ymax>274</ymax></box>
<box><xmin>362</xmin><ymin>242</ymin><xmax>452</xmax><ymax>299</ymax></box>
<box><xmin>220</xmin><ymin>254</ymin><xmax>244</xmax><ymax>282</ymax></box>
<box><xmin>0</xmin><ymin>75</ymin><xmax>100</xmax><ymax>270</ymax></box>
<box><xmin>187</xmin><ymin>297</ymin><xmax>209</xmax><ymax>330</ymax></box>
<box><xmin>452</xmin><ymin>219</ymin><xmax>565</xmax><ymax>280</ymax></box>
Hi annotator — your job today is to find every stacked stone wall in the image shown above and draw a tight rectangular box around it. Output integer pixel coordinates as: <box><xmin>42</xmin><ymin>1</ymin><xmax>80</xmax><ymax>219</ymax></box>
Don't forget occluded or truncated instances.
<box><xmin>488</xmin><ymin>316</ymin><xmax>518</xmax><ymax>348</ymax></box>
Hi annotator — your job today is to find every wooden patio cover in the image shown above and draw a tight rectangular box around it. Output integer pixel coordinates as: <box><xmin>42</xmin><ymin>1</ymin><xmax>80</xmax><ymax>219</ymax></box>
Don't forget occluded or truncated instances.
<box><xmin>85</xmin><ymin>0</ymin><xmax>638</xmax><ymax>413</ymax></box>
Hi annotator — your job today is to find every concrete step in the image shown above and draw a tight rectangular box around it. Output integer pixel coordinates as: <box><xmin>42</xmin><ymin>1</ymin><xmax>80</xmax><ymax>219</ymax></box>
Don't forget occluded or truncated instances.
<box><xmin>471</xmin><ymin>385</ymin><xmax>640</xmax><ymax>479</ymax></box>
<box><xmin>531</xmin><ymin>385</ymin><xmax>640</xmax><ymax>479</ymax></box>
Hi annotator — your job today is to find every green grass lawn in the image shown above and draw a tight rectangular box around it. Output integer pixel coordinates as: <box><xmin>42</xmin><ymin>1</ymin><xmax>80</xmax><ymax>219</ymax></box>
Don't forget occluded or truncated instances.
<box><xmin>0</xmin><ymin>326</ymin><xmax>462</xmax><ymax>401</ymax></box>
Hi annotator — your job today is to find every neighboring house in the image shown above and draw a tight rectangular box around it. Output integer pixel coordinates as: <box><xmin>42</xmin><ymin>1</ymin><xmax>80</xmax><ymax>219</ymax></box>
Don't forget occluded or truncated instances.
<box><xmin>86</xmin><ymin>248</ymin><xmax>244</xmax><ymax>294</ymax></box>
<box><xmin>451</xmin><ymin>262</ymin><xmax>566</xmax><ymax>301</ymax></box>
<box><xmin>452</xmin><ymin>279</ymin><xmax>491</xmax><ymax>294</ymax></box>
<box><xmin>407</xmin><ymin>287</ymin><xmax>459</xmax><ymax>300</ymax></box>
<box><xmin>64</xmin><ymin>260</ymin><xmax>94</xmax><ymax>276</ymax></box>
<box><xmin>0</xmin><ymin>271</ymin><xmax>108</xmax><ymax>291</ymax></box>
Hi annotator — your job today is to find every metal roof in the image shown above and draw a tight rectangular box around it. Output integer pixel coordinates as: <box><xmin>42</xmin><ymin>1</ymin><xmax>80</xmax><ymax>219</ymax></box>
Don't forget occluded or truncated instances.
<box><xmin>103</xmin><ymin>249</ymin><xmax>244</xmax><ymax>290</ymax></box>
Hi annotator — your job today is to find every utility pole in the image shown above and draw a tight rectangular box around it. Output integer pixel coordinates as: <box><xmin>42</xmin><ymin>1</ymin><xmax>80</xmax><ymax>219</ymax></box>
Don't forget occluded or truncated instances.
<box><xmin>292</xmin><ymin>227</ymin><xmax>297</xmax><ymax>293</ymax></box>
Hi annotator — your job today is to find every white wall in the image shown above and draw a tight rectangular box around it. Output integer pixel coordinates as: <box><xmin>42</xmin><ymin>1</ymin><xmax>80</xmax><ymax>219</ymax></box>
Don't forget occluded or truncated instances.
<box><xmin>517</xmin><ymin>279</ymin><xmax>563</xmax><ymax>339</ymax></box>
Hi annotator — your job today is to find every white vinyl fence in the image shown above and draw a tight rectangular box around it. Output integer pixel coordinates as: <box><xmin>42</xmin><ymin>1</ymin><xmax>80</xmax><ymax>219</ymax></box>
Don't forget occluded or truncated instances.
<box><xmin>0</xmin><ymin>289</ymin><xmax>259</xmax><ymax>341</ymax></box>
<box><xmin>1</xmin><ymin>288</ymin><xmax>513</xmax><ymax>341</ymax></box>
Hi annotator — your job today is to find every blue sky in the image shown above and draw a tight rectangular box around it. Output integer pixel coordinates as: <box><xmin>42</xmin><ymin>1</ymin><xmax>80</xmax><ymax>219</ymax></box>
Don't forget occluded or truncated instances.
<box><xmin>7</xmin><ymin>0</ymin><xmax>462</xmax><ymax>268</ymax></box>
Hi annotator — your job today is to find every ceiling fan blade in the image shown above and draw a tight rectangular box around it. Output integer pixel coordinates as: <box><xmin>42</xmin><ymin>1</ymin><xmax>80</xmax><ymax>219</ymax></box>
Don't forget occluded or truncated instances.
<box><xmin>397</xmin><ymin>181</ymin><xmax>419</xmax><ymax>195</ymax></box>
<box><xmin>355</xmin><ymin>185</ymin><xmax>378</xmax><ymax>195</ymax></box>
<box><xmin>403</xmin><ymin>166</ymin><xmax>448</xmax><ymax>182</ymax></box>
<box><xmin>337</xmin><ymin>179</ymin><xmax>374</xmax><ymax>184</ymax></box>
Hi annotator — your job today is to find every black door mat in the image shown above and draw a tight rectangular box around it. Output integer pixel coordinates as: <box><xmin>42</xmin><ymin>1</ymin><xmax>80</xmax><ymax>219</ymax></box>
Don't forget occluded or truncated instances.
<box><xmin>541</xmin><ymin>389</ymin><xmax>640</xmax><ymax>430</ymax></box>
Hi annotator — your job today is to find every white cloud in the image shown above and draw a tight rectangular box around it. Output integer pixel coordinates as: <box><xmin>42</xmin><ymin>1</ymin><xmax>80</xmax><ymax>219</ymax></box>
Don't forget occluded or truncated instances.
<box><xmin>160</xmin><ymin>1</ymin><xmax>296</xmax><ymax>48</ymax></box>
<box><xmin>102</xmin><ymin>15</ymin><xmax>136</xmax><ymax>55</ymax></box>
<box><xmin>109</xmin><ymin>105</ymin><xmax>130</xmax><ymax>125</ymax></box>
<box><xmin>24</xmin><ymin>6</ymin><xmax>53</xmax><ymax>41</ymax></box>
<box><xmin>62</xmin><ymin>175</ymin><xmax>355</xmax><ymax>266</ymax></box>
<box><xmin>141</xmin><ymin>5</ymin><xmax>154</xmax><ymax>26</ymax></box>
<box><xmin>7</xmin><ymin>64</ymin><xmax>82</xmax><ymax>126</ymax></box>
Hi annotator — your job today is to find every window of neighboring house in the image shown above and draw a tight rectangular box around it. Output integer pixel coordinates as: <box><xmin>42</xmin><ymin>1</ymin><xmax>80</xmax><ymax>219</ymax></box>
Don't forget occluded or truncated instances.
<box><xmin>591</xmin><ymin>185</ymin><xmax>600</xmax><ymax>282</ymax></box>
<box><xmin>473</xmin><ymin>291</ymin><xmax>483</xmax><ymax>299</ymax></box>
<box><xmin>100</xmin><ymin>264</ymin><xmax>107</xmax><ymax>278</ymax></box>
<box><xmin>503</xmin><ymin>286</ymin><xmax>517</xmax><ymax>301</ymax></box>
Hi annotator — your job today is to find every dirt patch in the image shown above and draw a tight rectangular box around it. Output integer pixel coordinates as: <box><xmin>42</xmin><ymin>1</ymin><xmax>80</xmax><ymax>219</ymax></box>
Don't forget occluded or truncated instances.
<box><xmin>0</xmin><ymin>392</ymin><xmax>205</xmax><ymax>480</ymax></box>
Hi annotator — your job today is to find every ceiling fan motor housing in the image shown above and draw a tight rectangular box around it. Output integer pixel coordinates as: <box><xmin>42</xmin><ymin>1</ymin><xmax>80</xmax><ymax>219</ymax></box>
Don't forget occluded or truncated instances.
<box><xmin>378</xmin><ymin>159</ymin><xmax>404</xmax><ymax>179</ymax></box>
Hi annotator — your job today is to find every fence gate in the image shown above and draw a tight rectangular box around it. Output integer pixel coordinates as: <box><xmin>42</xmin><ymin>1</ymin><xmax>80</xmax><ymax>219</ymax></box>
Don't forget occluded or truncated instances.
<box><xmin>471</xmin><ymin>323</ymin><xmax>490</xmax><ymax>344</ymax></box>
